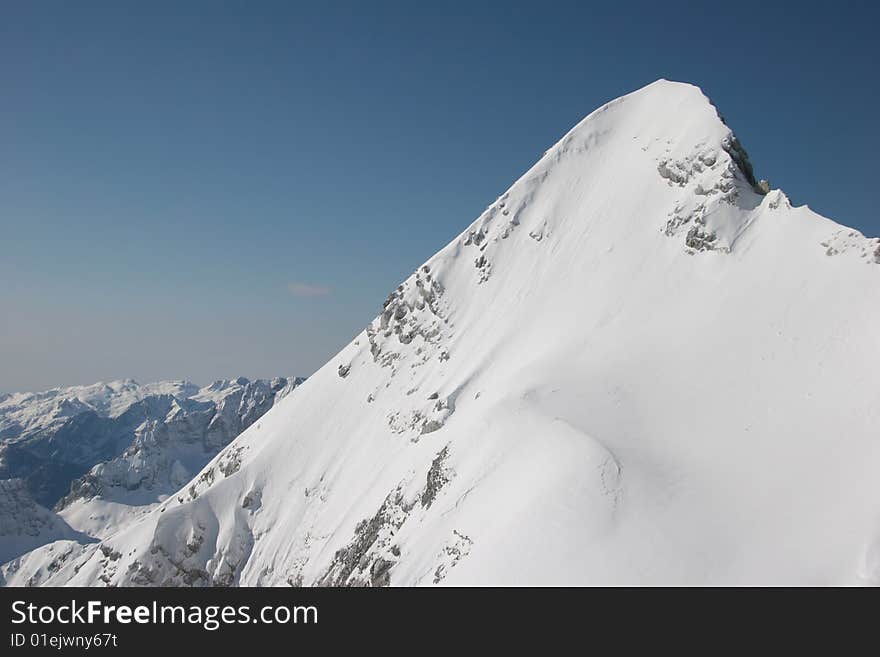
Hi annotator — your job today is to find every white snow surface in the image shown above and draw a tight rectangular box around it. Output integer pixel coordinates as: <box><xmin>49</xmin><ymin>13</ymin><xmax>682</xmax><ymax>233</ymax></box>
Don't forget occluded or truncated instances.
<box><xmin>6</xmin><ymin>80</ymin><xmax>879</xmax><ymax>586</ymax></box>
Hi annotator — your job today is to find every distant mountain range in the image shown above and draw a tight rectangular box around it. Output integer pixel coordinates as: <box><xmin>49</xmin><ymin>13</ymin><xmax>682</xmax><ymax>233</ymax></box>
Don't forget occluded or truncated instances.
<box><xmin>0</xmin><ymin>376</ymin><xmax>301</xmax><ymax>573</ymax></box>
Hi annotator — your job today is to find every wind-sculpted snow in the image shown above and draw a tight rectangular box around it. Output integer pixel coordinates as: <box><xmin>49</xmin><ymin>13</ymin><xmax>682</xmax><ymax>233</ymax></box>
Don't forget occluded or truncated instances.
<box><xmin>6</xmin><ymin>80</ymin><xmax>879</xmax><ymax>587</ymax></box>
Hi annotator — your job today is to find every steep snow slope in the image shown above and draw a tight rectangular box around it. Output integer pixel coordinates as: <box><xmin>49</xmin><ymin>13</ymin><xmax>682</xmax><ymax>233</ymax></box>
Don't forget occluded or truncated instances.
<box><xmin>9</xmin><ymin>80</ymin><xmax>879</xmax><ymax>587</ymax></box>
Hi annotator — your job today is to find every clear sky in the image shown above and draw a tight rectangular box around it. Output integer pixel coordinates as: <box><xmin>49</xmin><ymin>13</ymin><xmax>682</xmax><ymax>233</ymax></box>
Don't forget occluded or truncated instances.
<box><xmin>2</xmin><ymin>1</ymin><xmax>877</xmax><ymax>392</ymax></box>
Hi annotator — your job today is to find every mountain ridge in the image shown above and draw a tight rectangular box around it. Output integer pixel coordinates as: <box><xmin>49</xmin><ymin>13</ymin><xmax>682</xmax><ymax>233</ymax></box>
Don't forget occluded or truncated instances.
<box><xmin>4</xmin><ymin>80</ymin><xmax>878</xmax><ymax>586</ymax></box>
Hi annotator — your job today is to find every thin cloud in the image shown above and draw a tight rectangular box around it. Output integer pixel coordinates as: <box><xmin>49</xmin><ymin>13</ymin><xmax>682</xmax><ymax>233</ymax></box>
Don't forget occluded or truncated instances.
<box><xmin>287</xmin><ymin>282</ymin><xmax>332</xmax><ymax>298</ymax></box>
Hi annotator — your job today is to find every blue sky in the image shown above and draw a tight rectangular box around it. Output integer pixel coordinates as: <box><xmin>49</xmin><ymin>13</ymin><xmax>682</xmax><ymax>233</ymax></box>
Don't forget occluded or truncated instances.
<box><xmin>2</xmin><ymin>1</ymin><xmax>877</xmax><ymax>392</ymax></box>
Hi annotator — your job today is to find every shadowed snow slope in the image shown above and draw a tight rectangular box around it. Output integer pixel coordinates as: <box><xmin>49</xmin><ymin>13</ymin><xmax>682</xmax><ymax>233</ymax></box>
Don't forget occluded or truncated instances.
<box><xmin>7</xmin><ymin>80</ymin><xmax>879</xmax><ymax>586</ymax></box>
<box><xmin>0</xmin><ymin>479</ymin><xmax>96</xmax><ymax>567</ymax></box>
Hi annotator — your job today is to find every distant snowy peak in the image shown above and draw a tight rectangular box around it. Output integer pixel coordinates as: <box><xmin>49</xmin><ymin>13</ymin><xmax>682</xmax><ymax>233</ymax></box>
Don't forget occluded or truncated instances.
<box><xmin>0</xmin><ymin>376</ymin><xmax>303</xmax><ymax>567</ymax></box>
<box><xmin>0</xmin><ymin>376</ymin><xmax>303</xmax><ymax>510</ymax></box>
<box><xmin>0</xmin><ymin>379</ymin><xmax>199</xmax><ymax>438</ymax></box>
<box><xmin>272</xmin><ymin>376</ymin><xmax>306</xmax><ymax>402</ymax></box>
<box><xmin>1</xmin><ymin>376</ymin><xmax>296</xmax><ymax>434</ymax></box>
<box><xmin>55</xmin><ymin>376</ymin><xmax>302</xmax><ymax>512</ymax></box>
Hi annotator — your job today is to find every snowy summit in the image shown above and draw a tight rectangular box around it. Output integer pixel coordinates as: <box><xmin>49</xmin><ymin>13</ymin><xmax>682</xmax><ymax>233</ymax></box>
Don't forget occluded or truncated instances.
<box><xmin>4</xmin><ymin>80</ymin><xmax>879</xmax><ymax>586</ymax></box>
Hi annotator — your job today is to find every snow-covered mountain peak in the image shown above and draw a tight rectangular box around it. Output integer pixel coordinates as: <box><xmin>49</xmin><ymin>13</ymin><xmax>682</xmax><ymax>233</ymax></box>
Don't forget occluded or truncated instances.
<box><xmin>5</xmin><ymin>81</ymin><xmax>879</xmax><ymax>587</ymax></box>
<box><xmin>491</xmin><ymin>79</ymin><xmax>767</xmax><ymax>253</ymax></box>
<box><xmin>554</xmin><ymin>79</ymin><xmax>730</xmax><ymax>148</ymax></box>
